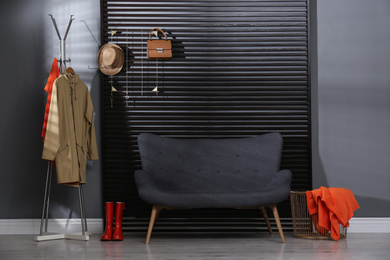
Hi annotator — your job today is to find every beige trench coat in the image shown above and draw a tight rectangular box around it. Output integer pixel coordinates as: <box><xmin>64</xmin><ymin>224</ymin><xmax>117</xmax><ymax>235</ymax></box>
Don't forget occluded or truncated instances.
<box><xmin>42</xmin><ymin>72</ymin><xmax>99</xmax><ymax>185</ymax></box>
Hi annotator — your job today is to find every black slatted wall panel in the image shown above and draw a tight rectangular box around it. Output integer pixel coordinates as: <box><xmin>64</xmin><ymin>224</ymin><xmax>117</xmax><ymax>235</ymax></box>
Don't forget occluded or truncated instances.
<box><xmin>101</xmin><ymin>0</ymin><xmax>311</xmax><ymax>232</ymax></box>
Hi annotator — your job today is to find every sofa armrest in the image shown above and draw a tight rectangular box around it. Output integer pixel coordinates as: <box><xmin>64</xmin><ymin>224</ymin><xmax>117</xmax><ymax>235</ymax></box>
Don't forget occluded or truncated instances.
<box><xmin>264</xmin><ymin>169</ymin><xmax>292</xmax><ymax>190</ymax></box>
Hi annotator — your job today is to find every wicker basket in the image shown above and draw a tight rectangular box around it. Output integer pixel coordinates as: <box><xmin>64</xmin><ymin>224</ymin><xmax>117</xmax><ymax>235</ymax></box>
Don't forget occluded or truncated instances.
<box><xmin>290</xmin><ymin>191</ymin><xmax>347</xmax><ymax>240</ymax></box>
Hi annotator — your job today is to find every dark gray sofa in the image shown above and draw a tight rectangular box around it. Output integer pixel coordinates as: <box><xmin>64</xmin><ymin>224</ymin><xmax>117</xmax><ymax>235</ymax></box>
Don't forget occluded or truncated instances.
<box><xmin>134</xmin><ymin>132</ymin><xmax>292</xmax><ymax>243</ymax></box>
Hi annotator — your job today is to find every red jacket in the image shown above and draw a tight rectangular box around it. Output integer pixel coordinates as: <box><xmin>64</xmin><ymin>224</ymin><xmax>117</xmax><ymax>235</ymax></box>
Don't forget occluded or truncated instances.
<box><xmin>42</xmin><ymin>58</ymin><xmax>60</xmax><ymax>141</ymax></box>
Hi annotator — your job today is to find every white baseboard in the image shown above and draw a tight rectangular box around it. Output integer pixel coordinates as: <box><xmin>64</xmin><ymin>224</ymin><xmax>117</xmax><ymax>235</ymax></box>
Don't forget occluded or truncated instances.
<box><xmin>0</xmin><ymin>219</ymin><xmax>103</xmax><ymax>235</ymax></box>
<box><xmin>0</xmin><ymin>218</ymin><xmax>389</xmax><ymax>235</ymax></box>
<box><xmin>348</xmin><ymin>218</ymin><xmax>390</xmax><ymax>233</ymax></box>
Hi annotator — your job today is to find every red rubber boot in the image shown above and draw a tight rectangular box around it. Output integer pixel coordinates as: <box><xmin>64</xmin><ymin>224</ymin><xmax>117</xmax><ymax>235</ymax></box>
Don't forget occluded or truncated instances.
<box><xmin>101</xmin><ymin>202</ymin><xmax>114</xmax><ymax>241</ymax></box>
<box><xmin>112</xmin><ymin>202</ymin><xmax>125</xmax><ymax>241</ymax></box>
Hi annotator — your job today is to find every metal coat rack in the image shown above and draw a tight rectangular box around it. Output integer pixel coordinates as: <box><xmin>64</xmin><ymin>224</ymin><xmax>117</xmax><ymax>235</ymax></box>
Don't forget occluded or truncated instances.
<box><xmin>35</xmin><ymin>14</ymin><xmax>90</xmax><ymax>242</ymax></box>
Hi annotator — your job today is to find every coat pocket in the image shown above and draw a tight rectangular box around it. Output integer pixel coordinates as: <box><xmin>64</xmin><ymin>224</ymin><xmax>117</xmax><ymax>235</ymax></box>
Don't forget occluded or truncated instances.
<box><xmin>77</xmin><ymin>144</ymin><xmax>87</xmax><ymax>170</ymax></box>
<box><xmin>58</xmin><ymin>144</ymin><xmax>70</xmax><ymax>153</ymax></box>
<box><xmin>56</xmin><ymin>144</ymin><xmax>71</xmax><ymax>174</ymax></box>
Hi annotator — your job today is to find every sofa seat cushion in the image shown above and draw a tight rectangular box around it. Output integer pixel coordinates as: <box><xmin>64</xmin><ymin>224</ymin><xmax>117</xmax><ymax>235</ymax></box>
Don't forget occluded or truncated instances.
<box><xmin>134</xmin><ymin>169</ymin><xmax>292</xmax><ymax>208</ymax></box>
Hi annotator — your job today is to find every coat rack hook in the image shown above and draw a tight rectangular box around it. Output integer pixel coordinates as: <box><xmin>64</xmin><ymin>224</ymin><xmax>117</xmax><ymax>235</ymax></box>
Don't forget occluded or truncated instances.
<box><xmin>64</xmin><ymin>15</ymin><xmax>75</xmax><ymax>41</ymax></box>
<box><xmin>48</xmin><ymin>14</ymin><xmax>61</xmax><ymax>40</ymax></box>
<box><xmin>48</xmin><ymin>14</ymin><xmax>75</xmax><ymax>73</ymax></box>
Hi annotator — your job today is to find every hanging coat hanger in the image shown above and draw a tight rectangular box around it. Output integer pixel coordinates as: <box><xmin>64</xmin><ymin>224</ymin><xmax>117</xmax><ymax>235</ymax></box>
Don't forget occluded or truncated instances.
<box><xmin>66</xmin><ymin>67</ymin><xmax>76</xmax><ymax>75</ymax></box>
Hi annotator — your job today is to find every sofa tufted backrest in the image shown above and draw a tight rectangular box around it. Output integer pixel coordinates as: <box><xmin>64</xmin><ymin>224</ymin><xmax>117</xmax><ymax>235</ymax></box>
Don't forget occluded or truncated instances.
<box><xmin>137</xmin><ymin>133</ymin><xmax>283</xmax><ymax>192</ymax></box>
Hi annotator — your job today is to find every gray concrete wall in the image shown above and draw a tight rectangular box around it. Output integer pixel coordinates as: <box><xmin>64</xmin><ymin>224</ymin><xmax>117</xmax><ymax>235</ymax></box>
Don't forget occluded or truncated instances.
<box><xmin>313</xmin><ymin>0</ymin><xmax>390</xmax><ymax>216</ymax></box>
<box><xmin>0</xmin><ymin>0</ymin><xmax>102</xmax><ymax>219</ymax></box>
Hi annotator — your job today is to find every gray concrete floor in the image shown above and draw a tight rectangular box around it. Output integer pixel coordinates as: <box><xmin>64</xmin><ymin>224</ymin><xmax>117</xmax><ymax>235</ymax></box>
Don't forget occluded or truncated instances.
<box><xmin>0</xmin><ymin>232</ymin><xmax>389</xmax><ymax>260</ymax></box>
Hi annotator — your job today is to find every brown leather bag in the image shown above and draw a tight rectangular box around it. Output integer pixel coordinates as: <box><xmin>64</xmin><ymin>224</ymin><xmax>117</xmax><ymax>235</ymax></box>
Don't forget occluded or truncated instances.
<box><xmin>147</xmin><ymin>28</ymin><xmax>172</xmax><ymax>60</ymax></box>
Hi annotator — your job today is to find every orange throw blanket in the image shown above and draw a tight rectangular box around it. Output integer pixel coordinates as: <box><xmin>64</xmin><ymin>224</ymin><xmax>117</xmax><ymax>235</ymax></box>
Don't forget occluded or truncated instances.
<box><xmin>306</xmin><ymin>187</ymin><xmax>359</xmax><ymax>240</ymax></box>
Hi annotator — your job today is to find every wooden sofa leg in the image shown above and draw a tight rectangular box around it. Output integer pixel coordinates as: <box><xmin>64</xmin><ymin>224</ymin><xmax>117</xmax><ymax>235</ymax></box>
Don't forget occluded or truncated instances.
<box><xmin>260</xmin><ymin>207</ymin><xmax>273</xmax><ymax>235</ymax></box>
<box><xmin>270</xmin><ymin>204</ymin><xmax>285</xmax><ymax>243</ymax></box>
<box><xmin>146</xmin><ymin>205</ymin><xmax>162</xmax><ymax>244</ymax></box>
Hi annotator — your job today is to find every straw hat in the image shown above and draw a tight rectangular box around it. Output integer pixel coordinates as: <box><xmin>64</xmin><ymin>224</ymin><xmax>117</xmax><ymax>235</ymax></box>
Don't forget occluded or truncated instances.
<box><xmin>98</xmin><ymin>43</ymin><xmax>124</xmax><ymax>76</ymax></box>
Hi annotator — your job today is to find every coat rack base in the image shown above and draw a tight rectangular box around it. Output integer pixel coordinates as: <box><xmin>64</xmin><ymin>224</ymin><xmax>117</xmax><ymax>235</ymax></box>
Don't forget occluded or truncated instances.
<box><xmin>36</xmin><ymin>161</ymin><xmax>90</xmax><ymax>242</ymax></box>
<box><xmin>35</xmin><ymin>231</ymin><xmax>91</xmax><ymax>242</ymax></box>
